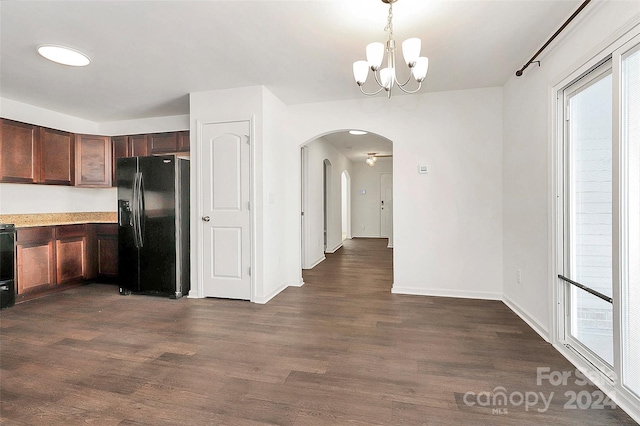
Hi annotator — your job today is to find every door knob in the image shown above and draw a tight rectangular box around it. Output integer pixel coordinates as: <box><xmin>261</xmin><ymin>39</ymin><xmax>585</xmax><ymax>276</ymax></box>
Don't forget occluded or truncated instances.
<box><xmin>202</xmin><ymin>216</ymin><xmax>210</xmax><ymax>222</ymax></box>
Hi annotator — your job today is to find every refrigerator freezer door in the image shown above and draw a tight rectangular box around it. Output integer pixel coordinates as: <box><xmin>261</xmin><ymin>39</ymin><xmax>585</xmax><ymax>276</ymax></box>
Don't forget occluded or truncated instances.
<box><xmin>117</xmin><ymin>157</ymin><xmax>140</xmax><ymax>293</ymax></box>
<box><xmin>138</xmin><ymin>156</ymin><xmax>177</xmax><ymax>294</ymax></box>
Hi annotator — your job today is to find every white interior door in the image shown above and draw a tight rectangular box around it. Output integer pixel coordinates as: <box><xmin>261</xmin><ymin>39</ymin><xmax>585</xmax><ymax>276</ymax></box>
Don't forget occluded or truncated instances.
<box><xmin>201</xmin><ymin>121</ymin><xmax>251</xmax><ymax>300</ymax></box>
<box><xmin>380</xmin><ymin>173</ymin><xmax>393</xmax><ymax>238</ymax></box>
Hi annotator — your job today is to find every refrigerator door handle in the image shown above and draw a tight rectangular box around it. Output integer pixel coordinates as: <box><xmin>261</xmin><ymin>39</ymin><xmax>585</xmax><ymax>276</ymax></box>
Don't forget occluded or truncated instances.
<box><xmin>131</xmin><ymin>172</ymin><xmax>141</xmax><ymax>249</ymax></box>
<box><xmin>138</xmin><ymin>172</ymin><xmax>145</xmax><ymax>248</ymax></box>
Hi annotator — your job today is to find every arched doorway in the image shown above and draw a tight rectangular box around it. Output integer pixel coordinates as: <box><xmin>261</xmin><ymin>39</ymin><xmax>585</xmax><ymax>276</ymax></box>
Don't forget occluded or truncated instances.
<box><xmin>300</xmin><ymin>130</ymin><xmax>393</xmax><ymax>271</ymax></box>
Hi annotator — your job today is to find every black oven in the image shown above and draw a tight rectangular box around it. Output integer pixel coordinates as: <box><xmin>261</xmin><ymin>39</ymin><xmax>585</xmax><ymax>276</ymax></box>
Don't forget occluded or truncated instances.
<box><xmin>0</xmin><ymin>224</ymin><xmax>16</xmax><ymax>309</ymax></box>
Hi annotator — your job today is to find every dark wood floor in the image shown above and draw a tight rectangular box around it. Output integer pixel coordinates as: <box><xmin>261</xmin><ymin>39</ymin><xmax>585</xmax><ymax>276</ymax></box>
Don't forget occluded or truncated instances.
<box><xmin>1</xmin><ymin>238</ymin><xmax>636</xmax><ymax>425</ymax></box>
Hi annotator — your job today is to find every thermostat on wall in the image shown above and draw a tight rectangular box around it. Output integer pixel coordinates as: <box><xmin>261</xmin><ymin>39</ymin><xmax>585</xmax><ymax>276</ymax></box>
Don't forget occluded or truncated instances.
<box><xmin>418</xmin><ymin>165</ymin><xmax>428</xmax><ymax>174</ymax></box>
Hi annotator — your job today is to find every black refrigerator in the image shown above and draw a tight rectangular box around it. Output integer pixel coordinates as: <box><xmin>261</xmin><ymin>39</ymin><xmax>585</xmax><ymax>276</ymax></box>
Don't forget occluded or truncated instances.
<box><xmin>117</xmin><ymin>155</ymin><xmax>189</xmax><ymax>298</ymax></box>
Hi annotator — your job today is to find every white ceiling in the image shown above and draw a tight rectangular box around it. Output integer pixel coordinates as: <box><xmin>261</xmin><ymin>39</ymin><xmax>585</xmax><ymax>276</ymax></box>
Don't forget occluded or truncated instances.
<box><xmin>0</xmin><ymin>0</ymin><xmax>583</xmax><ymax>124</ymax></box>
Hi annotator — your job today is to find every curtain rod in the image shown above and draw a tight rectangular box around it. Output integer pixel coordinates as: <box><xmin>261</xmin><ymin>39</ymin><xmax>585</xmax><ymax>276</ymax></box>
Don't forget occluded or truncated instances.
<box><xmin>515</xmin><ymin>0</ymin><xmax>591</xmax><ymax>77</ymax></box>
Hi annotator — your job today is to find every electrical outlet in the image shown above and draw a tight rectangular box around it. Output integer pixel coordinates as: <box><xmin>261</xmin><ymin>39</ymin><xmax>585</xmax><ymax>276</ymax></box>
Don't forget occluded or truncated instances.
<box><xmin>517</xmin><ymin>269</ymin><xmax>522</xmax><ymax>284</ymax></box>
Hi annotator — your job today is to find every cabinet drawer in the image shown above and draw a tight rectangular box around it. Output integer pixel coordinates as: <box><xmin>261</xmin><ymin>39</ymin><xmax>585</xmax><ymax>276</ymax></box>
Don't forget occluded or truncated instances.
<box><xmin>16</xmin><ymin>226</ymin><xmax>55</xmax><ymax>243</ymax></box>
<box><xmin>95</xmin><ymin>223</ymin><xmax>117</xmax><ymax>236</ymax></box>
<box><xmin>56</xmin><ymin>224</ymin><xmax>86</xmax><ymax>239</ymax></box>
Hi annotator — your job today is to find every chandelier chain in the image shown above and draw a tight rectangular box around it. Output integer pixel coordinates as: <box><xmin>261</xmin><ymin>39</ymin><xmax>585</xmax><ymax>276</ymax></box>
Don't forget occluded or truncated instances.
<box><xmin>384</xmin><ymin>1</ymin><xmax>394</xmax><ymax>40</ymax></box>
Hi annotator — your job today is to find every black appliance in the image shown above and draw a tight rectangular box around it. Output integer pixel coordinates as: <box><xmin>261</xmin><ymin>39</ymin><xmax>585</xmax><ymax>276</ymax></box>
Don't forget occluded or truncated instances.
<box><xmin>117</xmin><ymin>155</ymin><xmax>189</xmax><ymax>298</ymax></box>
<box><xmin>0</xmin><ymin>224</ymin><xmax>16</xmax><ymax>309</ymax></box>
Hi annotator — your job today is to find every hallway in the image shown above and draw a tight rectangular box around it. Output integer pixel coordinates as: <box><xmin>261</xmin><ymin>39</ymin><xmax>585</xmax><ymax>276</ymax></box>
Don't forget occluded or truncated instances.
<box><xmin>0</xmin><ymin>238</ymin><xmax>636</xmax><ymax>424</ymax></box>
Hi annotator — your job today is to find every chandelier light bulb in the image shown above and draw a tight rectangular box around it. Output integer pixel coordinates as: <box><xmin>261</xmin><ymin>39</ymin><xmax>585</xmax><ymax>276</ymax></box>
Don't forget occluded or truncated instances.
<box><xmin>402</xmin><ymin>38</ymin><xmax>421</xmax><ymax>67</ymax></box>
<box><xmin>412</xmin><ymin>57</ymin><xmax>429</xmax><ymax>82</ymax></box>
<box><xmin>366</xmin><ymin>42</ymin><xmax>384</xmax><ymax>71</ymax></box>
<box><xmin>380</xmin><ymin>67</ymin><xmax>395</xmax><ymax>90</ymax></box>
<box><xmin>353</xmin><ymin>61</ymin><xmax>369</xmax><ymax>85</ymax></box>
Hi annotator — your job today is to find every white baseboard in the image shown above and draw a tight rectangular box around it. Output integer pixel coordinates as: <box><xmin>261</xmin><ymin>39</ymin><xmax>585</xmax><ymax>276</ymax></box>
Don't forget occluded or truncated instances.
<box><xmin>326</xmin><ymin>242</ymin><xmax>343</xmax><ymax>253</ymax></box>
<box><xmin>304</xmin><ymin>255</ymin><xmax>325</xmax><ymax>270</ymax></box>
<box><xmin>289</xmin><ymin>278</ymin><xmax>304</xmax><ymax>288</ymax></box>
<box><xmin>254</xmin><ymin>281</ymin><xmax>288</xmax><ymax>304</ymax></box>
<box><xmin>391</xmin><ymin>285</ymin><xmax>501</xmax><ymax>301</ymax></box>
<box><xmin>502</xmin><ymin>294</ymin><xmax>550</xmax><ymax>342</ymax></box>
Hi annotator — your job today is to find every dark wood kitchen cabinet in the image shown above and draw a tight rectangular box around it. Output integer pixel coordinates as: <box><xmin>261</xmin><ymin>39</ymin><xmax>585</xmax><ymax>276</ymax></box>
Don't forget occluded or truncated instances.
<box><xmin>55</xmin><ymin>225</ymin><xmax>86</xmax><ymax>284</ymax></box>
<box><xmin>15</xmin><ymin>227</ymin><xmax>56</xmax><ymax>294</ymax></box>
<box><xmin>0</xmin><ymin>119</ymin><xmax>39</xmax><ymax>183</ymax></box>
<box><xmin>95</xmin><ymin>224</ymin><xmax>118</xmax><ymax>279</ymax></box>
<box><xmin>149</xmin><ymin>132</ymin><xmax>178</xmax><ymax>154</ymax></box>
<box><xmin>111</xmin><ymin>135</ymin><xmax>129</xmax><ymax>184</ymax></box>
<box><xmin>75</xmin><ymin>134</ymin><xmax>112</xmax><ymax>187</ymax></box>
<box><xmin>39</xmin><ymin>127</ymin><xmax>75</xmax><ymax>185</ymax></box>
<box><xmin>129</xmin><ymin>134</ymin><xmax>149</xmax><ymax>157</ymax></box>
<box><xmin>178</xmin><ymin>131</ymin><xmax>190</xmax><ymax>152</ymax></box>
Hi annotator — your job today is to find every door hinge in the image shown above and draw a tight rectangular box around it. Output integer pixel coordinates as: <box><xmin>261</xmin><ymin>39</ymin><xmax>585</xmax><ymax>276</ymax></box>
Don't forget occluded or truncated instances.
<box><xmin>248</xmin><ymin>266</ymin><xmax>251</xmax><ymax>276</ymax></box>
<box><xmin>247</xmin><ymin>201</ymin><xmax>250</xmax><ymax>210</ymax></box>
<box><xmin>565</xmin><ymin>105</ymin><xmax>570</xmax><ymax>121</ymax></box>
<box><xmin>245</xmin><ymin>134</ymin><xmax>250</xmax><ymax>144</ymax></box>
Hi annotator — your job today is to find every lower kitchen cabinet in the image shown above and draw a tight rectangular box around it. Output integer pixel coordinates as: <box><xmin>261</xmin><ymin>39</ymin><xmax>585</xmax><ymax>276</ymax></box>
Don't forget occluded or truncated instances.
<box><xmin>16</xmin><ymin>227</ymin><xmax>56</xmax><ymax>294</ymax></box>
<box><xmin>15</xmin><ymin>223</ymin><xmax>119</xmax><ymax>298</ymax></box>
<box><xmin>55</xmin><ymin>224</ymin><xmax>86</xmax><ymax>284</ymax></box>
<box><xmin>95</xmin><ymin>224</ymin><xmax>118</xmax><ymax>280</ymax></box>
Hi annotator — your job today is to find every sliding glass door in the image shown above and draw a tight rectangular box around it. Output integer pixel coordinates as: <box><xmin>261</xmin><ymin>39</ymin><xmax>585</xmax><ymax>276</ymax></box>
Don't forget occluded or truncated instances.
<box><xmin>562</xmin><ymin>61</ymin><xmax>614</xmax><ymax>368</ymax></box>
<box><xmin>559</xmin><ymin>34</ymin><xmax>640</xmax><ymax>407</ymax></box>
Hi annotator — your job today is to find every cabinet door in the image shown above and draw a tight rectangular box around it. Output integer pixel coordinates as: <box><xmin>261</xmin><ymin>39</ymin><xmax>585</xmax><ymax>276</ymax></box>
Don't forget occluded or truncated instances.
<box><xmin>16</xmin><ymin>227</ymin><xmax>56</xmax><ymax>294</ymax></box>
<box><xmin>0</xmin><ymin>119</ymin><xmax>40</xmax><ymax>183</ymax></box>
<box><xmin>97</xmin><ymin>235</ymin><xmax>118</xmax><ymax>278</ymax></box>
<box><xmin>129</xmin><ymin>134</ymin><xmax>149</xmax><ymax>157</ymax></box>
<box><xmin>112</xmin><ymin>136</ymin><xmax>129</xmax><ymax>185</ymax></box>
<box><xmin>40</xmin><ymin>127</ymin><xmax>74</xmax><ymax>185</ymax></box>
<box><xmin>75</xmin><ymin>134</ymin><xmax>112</xmax><ymax>187</ymax></box>
<box><xmin>56</xmin><ymin>237</ymin><xmax>85</xmax><ymax>284</ymax></box>
<box><xmin>178</xmin><ymin>131</ymin><xmax>190</xmax><ymax>152</ymax></box>
<box><xmin>149</xmin><ymin>132</ymin><xmax>178</xmax><ymax>154</ymax></box>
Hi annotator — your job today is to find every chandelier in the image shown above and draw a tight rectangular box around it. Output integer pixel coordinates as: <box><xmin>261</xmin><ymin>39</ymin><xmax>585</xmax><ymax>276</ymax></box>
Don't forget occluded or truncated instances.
<box><xmin>352</xmin><ymin>0</ymin><xmax>429</xmax><ymax>98</ymax></box>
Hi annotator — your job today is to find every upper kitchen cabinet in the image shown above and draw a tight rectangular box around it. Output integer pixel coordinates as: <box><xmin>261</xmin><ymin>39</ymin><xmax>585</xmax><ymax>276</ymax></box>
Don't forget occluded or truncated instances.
<box><xmin>178</xmin><ymin>131</ymin><xmax>190</xmax><ymax>152</ymax></box>
<box><xmin>149</xmin><ymin>132</ymin><xmax>178</xmax><ymax>154</ymax></box>
<box><xmin>75</xmin><ymin>134</ymin><xmax>112</xmax><ymax>187</ymax></box>
<box><xmin>112</xmin><ymin>135</ymin><xmax>129</xmax><ymax>184</ymax></box>
<box><xmin>129</xmin><ymin>134</ymin><xmax>149</xmax><ymax>157</ymax></box>
<box><xmin>39</xmin><ymin>127</ymin><xmax>75</xmax><ymax>185</ymax></box>
<box><xmin>0</xmin><ymin>118</ymin><xmax>40</xmax><ymax>183</ymax></box>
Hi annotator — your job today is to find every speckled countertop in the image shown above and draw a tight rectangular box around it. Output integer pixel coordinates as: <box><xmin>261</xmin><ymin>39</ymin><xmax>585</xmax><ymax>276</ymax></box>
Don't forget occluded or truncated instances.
<box><xmin>0</xmin><ymin>212</ymin><xmax>118</xmax><ymax>228</ymax></box>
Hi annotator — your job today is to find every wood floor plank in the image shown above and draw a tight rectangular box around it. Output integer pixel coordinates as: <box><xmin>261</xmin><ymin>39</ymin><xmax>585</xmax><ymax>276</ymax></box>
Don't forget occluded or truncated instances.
<box><xmin>1</xmin><ymin>238</ymin><xmax>636</xmax><ymax>424</ymax></box>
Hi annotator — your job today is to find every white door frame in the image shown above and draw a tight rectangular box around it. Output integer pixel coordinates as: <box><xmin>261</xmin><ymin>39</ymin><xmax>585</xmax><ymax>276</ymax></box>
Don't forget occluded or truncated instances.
<box><xmin>191</xmin><ymin>118</ymin><xmax>255</xmax><ymax>301</ymax></box>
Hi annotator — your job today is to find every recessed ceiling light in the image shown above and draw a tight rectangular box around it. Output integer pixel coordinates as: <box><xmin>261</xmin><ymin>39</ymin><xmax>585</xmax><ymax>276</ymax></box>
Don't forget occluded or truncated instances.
<box><xmin>37</xmin><ymin>45</ymin><xmax>90</xmax><ymax>67</ymax></box>
<box><xmin>349</xmin><ymin>130</ymin><xmax>368</xmax><ymax>135</ymax></box>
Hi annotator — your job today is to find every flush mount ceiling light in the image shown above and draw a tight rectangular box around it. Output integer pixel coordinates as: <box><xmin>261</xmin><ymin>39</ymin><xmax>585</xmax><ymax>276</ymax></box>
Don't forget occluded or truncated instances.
<box><xmin>37</xmin><ymin>45</ymin><xmax>90</xmax><ymax>67</ymax></box>
<box><xmin>352</xmin><ymin>0</ymin><xmax>429</xmax><ymax>98</ymax></box>
<box><xmin>349</xmin><ymin>130</ymin><xmax>368</xmax><ymax>135</ymax></box>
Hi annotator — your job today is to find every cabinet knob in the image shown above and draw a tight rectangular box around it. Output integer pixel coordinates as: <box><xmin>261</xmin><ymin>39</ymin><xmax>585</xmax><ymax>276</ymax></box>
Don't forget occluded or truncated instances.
<box><xmin>202</xmin><ymin>216</ymin><xmax>210</xmax><ymax>222</ymax></box>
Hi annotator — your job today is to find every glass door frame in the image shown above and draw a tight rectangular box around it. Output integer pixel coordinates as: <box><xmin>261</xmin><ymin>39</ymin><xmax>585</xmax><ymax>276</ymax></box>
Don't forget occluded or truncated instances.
<box><xmin>551</xmin><ymin>29</ymin><xmax>640</xmax><ymax>419</ymax></box>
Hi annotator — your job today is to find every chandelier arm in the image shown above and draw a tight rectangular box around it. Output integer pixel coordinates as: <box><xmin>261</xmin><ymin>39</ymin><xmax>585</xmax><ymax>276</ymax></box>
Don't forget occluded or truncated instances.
<box><xmin>396</xmin><ymin>73</ymin><xmax>414</xmax><ymax>87</ymax></box>
<box><xmin>372</xmin><ymin>69</ymin><xmax>385</xmax><ymax>89</ymax></box>
<box><xmin>359</xmin><ymin>85</ymin><xmax>385</xmax><ymax>96</ymax></box>
<box><xmin>395</xmin><ymin>81</ymin><xmax>423</xmax><ymax>94</ymax></box>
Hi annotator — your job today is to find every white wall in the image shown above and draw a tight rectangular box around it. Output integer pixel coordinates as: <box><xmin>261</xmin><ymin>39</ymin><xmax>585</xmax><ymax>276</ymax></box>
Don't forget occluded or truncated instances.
<box><xmin>502</xmin><ymin>1</ymin><xmax>640</xmax><ymax>337</ymax></box>
<box><xmin>303</xmin><ymin>136</ymin><xmax>352</xmax><ymax>267</ymax></box>
<box><xmin>351</xmin><ymin>157</ymin><xmax>392</xmax><ymax>238</ymax></box>
<box><xmin>286</xmin><ymin>87</ymin><xmax>504</xmax><ymax>300</ymax></box>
